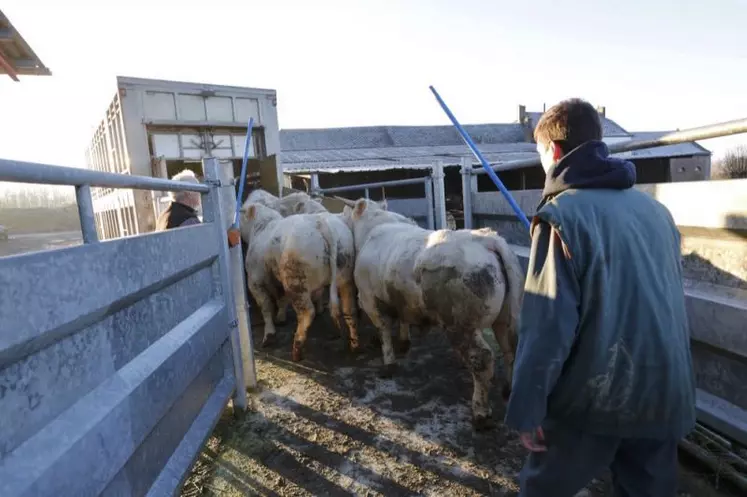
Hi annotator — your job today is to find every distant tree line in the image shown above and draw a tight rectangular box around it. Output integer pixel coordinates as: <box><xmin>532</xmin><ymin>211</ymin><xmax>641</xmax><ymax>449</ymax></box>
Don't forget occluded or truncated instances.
<box><xmin>0</xmin><ymin>185</ymin><xmax>76</xmax><ymax>209</ymax></box>
<box><xmin>713</xmin><ymin>145</ymin><xmax>747</xmax><ymax>179</ymax></box>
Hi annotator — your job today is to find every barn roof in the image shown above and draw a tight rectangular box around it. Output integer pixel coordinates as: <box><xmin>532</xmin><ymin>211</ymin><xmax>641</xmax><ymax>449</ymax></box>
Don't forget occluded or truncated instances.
<box><xmin>526</xmin><ymin>111</ymin><xmax>630</xmax><ymax>137</ymax></box>
<box><xmin>0</xmin><ymin>10</ymin><xmax>51</xmax><ymax>81</ymax></box>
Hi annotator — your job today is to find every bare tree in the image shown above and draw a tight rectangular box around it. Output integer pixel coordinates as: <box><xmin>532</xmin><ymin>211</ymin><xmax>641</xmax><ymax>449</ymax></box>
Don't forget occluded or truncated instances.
<box><xmin>713</xmin><ymin>145</ymin><xmax>747</xmax><ymax>179</ymax></box>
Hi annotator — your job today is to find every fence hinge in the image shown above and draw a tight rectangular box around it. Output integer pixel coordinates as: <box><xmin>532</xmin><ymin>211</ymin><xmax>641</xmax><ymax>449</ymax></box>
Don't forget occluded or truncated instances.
<box><xmin>204</xmin><ymin>179</ymin><xmax>224</xmax><ymax>187</ymax></box>
<box><xmin>228</xmin><ymin>319</ymin><xmax>239</xmax><ymax>329</ymax></box>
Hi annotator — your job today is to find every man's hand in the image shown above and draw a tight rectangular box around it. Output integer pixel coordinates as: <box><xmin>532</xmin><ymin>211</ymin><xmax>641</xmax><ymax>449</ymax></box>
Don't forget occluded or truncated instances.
<box><xmin>227</xmin><ymin>228</ymin><xmax>241</xmax><ymax>248</ymax></box>
<box><xmin>519</xmin><ymin>427</ymin><xmax>546</xmax><ymax>452</ymax></box>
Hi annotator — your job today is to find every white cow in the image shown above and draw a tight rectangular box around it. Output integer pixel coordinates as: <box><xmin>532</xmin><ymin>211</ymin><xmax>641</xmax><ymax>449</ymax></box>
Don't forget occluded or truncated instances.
<box><xmin>244</xmin><ymin>190</ymin><xmax>329</xmax><ymax>318</ymax></box>
<box><xmin>345</xmin><ymin>198</ymin><xmax>524</xmax><ymax>430</ymax></box>
<box><xmin>239</xmin><ymin>202</ymin><xmax>360</xmax><ymax>361</ymax></box>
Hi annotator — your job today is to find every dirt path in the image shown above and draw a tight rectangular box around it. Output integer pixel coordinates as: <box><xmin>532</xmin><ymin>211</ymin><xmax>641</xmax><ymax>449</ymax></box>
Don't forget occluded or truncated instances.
<box><xmin>184</xmin><ymin>317</ymin><xmax>737</xmax><ymax>497</ymax></box>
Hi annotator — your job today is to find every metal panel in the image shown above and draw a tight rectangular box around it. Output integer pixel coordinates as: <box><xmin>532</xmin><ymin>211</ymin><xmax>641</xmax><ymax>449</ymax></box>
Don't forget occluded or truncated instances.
<box><xmin>152</xmin><ymin>133</ymin><xmax>181</xmax><ymax>158</ymax></box>
<box><xmin>206</xmin><ymin>96</ymin><xmax>233</xmax><ymax>121</ymax></box>
<box><xmin>0</xmin><ymin>156</ymin><xmax>250</xmax><ymax>496</ymax></box>
<box><xmin>0</xmin><ymin>223</ymin><xmax>219</xmax><ymax>367</ymax></box>
<box><xmin>178</xmin><ymin>94</ymin><xmax>207</xmax><ymax>121</ymax></box>
<box><xmin>143</xmin><ymin>92</ymin><xmax>176</xmax><ymax>121</ymax></box>
<box><xmin>235</xmin><ymin>97</ymin><xmax>259</xmax><ymax>122</ymax></box>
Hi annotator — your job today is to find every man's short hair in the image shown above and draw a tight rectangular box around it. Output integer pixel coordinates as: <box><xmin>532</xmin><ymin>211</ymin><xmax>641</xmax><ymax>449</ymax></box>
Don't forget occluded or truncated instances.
<box><xmin>170</xmin><ymin>169</ymin><xmax>201</xmax><ymax>205</ymax></box>
<box><xmin>534</xmin><ymin>98</ymin><xmax>603</xmax><ymax>154</ymax></box>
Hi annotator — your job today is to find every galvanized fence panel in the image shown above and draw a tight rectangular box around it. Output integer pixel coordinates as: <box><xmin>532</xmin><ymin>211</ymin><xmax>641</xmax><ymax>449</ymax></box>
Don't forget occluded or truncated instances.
<box><xmin>308</xmin><ymin>167</ymin><xmax>447</xmax><ymax>230</ymax></box>
<box><xmin>0</xmin><ymin>157</ymin><xmax>249</xmax><ymax>496</ymax></box>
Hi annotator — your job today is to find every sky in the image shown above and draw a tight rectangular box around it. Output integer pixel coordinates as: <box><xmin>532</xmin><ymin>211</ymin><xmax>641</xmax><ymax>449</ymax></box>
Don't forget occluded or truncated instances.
<box><xmin>1</xmin><ymin>0</ymin><xmax>746</xmax><ymax>180</ymax></box>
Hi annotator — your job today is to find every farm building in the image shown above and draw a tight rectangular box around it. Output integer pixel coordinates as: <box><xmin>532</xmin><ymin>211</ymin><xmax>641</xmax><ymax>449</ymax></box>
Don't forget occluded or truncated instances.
<box><xmin>84</xmin><ymin>76</ymin><xmax>282</xmax><ymax>240</ymax></box>
<box><xmin>280</xmin><ymin>105</ymin><xmax>712</xmax><ymax>225</ymax></box>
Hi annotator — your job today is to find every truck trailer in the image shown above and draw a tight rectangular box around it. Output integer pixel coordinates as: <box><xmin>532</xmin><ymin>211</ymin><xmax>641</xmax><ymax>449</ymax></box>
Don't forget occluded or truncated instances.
<box><xmin>84</xmin><ymin>76</ymin><xmax>281</xmax><ymax>240</ymax></box>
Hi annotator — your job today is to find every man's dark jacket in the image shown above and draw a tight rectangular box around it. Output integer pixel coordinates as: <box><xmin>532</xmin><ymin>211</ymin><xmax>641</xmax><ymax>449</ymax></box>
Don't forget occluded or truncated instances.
<box><xmin>155</xmin><ymin>201</ymin><xmax>201</xmax><ymax>231</ymax></box>
<box><xmin>505</xmin><ymin>140</ymin><xmax>696</xmax><ymax>440</ymax></box>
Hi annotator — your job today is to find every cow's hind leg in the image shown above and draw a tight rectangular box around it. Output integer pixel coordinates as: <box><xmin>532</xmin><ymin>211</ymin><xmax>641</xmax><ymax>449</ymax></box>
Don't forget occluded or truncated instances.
<box><xmin>249</xmin><ymin>284</ymin><xmax>279</xmax><ymax>348</ymax></box>
<box><xmin>275</xmin><ymin>295</ymin><xmax>289</xmax><ymax>324</ymax></box>
<box><xmin>290</xmin><ymin>293</ymin><xmax>315</xmax><ymax>362</ymax></box>
<box><xmin>362</xmin><ymin>301</ymin><xmax>397</xmax><ymax>377</ymax></box>
<box><xmin>449</xmin><ymin>328</ymin><xmax>496</xmax><ymax>431</ymax></box>
<box><xmin>492</xmin><ymin>316</ymin><xmax>517</xmax><ymax>401</ymax></box>
<box><xmin>339</xmin><ymin>282</ymin><xmax>361</xmax><ymax>354</ymax></box>
<box><xmin>397</xmin><ymin>322</ymin><xmax>411</xmax><ymax>355</ymax></box>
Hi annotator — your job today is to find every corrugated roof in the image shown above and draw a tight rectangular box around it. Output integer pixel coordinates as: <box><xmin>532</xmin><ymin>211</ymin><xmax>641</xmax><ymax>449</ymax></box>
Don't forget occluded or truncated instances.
<box><xmin>280</xmin><ymin>123</ymin><xmax>527</xmax><ymax>151</ymax></box>
<box><xmin>613</xmin><ymin>132</ymin><xmax>711</xmax><ymax>159</ymax></box>
<box><xmin>0</xmin><ymin>10</ymin><xmax>51</xmax><ymax>81</ymax></box>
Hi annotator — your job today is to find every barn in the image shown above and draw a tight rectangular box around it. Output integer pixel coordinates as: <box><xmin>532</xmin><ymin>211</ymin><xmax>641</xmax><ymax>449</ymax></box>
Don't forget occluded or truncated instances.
<box><xmin>280</xmin><ymin>105</ymin><xmax>711</xmax><ymax>227</ymax></box>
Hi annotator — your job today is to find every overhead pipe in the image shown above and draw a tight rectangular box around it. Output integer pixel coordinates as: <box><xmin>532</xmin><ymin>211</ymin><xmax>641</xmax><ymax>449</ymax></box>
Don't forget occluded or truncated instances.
<box><xmin>475</xmin><ymin>118</ymin><xmax>747</xmax><ymax>174</ymax></box>
<box><xmin>429</xmin><ymin>85</ymin><xmax>531</xmax><ymax>231</ymax></box>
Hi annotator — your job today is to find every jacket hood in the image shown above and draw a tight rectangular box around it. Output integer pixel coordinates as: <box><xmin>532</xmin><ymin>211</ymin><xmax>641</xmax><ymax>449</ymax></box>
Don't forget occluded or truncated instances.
<box><xmin>541</xmin><ymin>140</ymin><xmax>636</xmax><ymax>203</ymax></box>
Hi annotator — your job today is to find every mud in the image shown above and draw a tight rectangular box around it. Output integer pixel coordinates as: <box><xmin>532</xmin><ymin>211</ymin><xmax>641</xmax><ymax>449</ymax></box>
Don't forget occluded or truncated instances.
<box><xmin>183</xmin><ymin>315</ymin><xmax>739</xmax><ymax>497</ymax></box>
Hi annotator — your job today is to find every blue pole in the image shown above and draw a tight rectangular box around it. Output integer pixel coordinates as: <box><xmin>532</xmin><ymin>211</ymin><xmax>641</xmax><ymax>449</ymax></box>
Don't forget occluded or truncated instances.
<box><xmin>428</xmin><ymin>86</ymin><xmax>531</xmax><ymax>231</ymax></box>
<box><xmin>233</xmin><ymin>117</ymin><xmax>255</xmax><ymax>228</ymax></box>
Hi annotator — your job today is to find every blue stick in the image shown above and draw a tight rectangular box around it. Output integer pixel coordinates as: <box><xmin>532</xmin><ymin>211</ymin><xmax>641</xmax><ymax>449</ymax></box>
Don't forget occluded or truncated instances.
<box><xmin>233</xmin><ymin>117</ymin><xmax>255</xmax><ymax>228</ymax></box>
<box><xmin>428</xmin><ymin>86</ymin><xmax>531</xmax><ymax>231</ymax></box>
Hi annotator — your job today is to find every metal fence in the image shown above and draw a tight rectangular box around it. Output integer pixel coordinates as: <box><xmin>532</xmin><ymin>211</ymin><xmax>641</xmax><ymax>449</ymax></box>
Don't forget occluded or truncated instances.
<box><xmin>0</xmin><ymin>157</ymin><xmax>255</xmax><ymax>496</ymax></box>
<box><xmin>305</xmin><ymin>163</ymin><xmax>449</xmax><ymax>230</ymax></box>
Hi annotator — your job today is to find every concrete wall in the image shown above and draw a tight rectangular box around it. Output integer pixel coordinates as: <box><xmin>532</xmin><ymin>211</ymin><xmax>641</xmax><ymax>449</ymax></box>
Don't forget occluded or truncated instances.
<box><xmin>471</xmin><ymin>179</ymin><xmax>747</xmax><ymax>443</ymax></box>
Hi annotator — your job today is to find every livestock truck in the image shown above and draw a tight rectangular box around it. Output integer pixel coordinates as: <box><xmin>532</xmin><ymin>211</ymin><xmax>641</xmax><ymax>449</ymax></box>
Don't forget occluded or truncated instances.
<box><xmin>84</xmin><ymin>76</ymin><xmax>283</xmax><ymax>240</ymax></box>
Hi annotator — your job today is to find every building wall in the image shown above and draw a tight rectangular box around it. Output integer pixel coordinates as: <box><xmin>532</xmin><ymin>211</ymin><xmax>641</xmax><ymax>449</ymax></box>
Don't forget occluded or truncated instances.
<box><xmin>671</xmin><ymin>155</ymin><xmax>711</xmax><ymax>182</ymax></box>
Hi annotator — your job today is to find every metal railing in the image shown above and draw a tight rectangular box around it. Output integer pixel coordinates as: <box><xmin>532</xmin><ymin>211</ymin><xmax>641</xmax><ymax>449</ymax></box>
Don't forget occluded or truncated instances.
<box><xmin>304</xmin><ymin>167</ymin><xmax>448</xmax><ymax>230</ymax></box>
<box><xmin>0</xmin><ymin>157</ymin><xmax>256</xmax><ymax>496</ymax></box>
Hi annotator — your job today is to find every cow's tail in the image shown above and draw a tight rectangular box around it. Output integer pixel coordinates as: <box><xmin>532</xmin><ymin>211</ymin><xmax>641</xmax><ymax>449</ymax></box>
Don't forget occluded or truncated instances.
<box><xmin>317</xmin><ymin>216</ymin><xmax>341</xmax><ymax>328</ymax></box>
<box><xmin>476</xmin><ymin>232</ymin><xmax>524</xmax><ymax>339</ymax></box>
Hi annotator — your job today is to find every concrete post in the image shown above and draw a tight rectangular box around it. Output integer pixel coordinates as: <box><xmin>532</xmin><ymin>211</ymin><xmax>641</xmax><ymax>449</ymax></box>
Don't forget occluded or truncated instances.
<box><xmin>431</xmin><ymin>161</ymin><xmax>447</xmax><ymax>229</ymax></box>
<box><xmin>460</xmin><ymin>157</ymin><xmax>473</xmax><ymax>229</ymax></box>
<box><xmin>218</xmin><ymin>161</ymin><xmax>258</xmax><ymax>391</ymax></box>
<box><xmin>310</xmin><ymin>173</ymin><xmax>320</xmax><ymax>194</ymax></box>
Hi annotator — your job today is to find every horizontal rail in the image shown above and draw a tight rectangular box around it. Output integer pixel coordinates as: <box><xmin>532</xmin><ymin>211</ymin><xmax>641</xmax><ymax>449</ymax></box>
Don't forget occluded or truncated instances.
<box><xmin>315</xmin><ymin>176</ymin><xmax>428</xmax><ymax>194</ymax></box>
<box><xmin>474</xmin><ymin>117</ymin><xmax>747</xmax><ymax>174</ymax></box>
<box><xmin>0</xmin><ymin>158</ymin><xmax>210</xmax><ymax>193</ymax></box>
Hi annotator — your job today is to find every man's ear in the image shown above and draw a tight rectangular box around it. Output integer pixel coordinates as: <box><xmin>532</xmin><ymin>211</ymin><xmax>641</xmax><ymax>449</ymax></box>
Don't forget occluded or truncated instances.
<box><xmin>352</xmin><ymin>198</ymin><xmax>367</xmax><ymax>220</ymax></box>
<box><xmin>551</xmin><ymin>141</ymin><xmax>564</xmax><ymax>162</ymax></box>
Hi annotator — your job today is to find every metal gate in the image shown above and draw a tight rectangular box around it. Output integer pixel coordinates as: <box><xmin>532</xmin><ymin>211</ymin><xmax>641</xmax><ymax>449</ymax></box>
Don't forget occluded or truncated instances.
<box><xmin>0</xmin><ymin>157</ymin><xmax>255</xmax><ymax>496</ymax></box>
<box><xmin>307</xmin><ymin>163</ymin><xmax>448</xmax><ymax>230</ymax></box>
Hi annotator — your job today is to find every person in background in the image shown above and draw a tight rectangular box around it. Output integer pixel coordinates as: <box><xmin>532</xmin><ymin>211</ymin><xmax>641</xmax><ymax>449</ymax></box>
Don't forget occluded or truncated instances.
<box><xmin>156</xmin><ymin>168</ymin><xmax>241</xmax><ymax>248</ymax></box>
<box><xmin>504</xmin><ymin>98</ymin><xmax>695</xmax><ymax>497</ymax></box>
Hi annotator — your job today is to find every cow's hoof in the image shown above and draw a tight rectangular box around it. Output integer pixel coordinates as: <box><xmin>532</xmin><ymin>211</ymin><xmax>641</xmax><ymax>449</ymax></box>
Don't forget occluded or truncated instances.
<box><xmin>349</xmin><ymin>340</ymin><xmax>362</xmax><ymax>356</ymax></box>
<box><xmin>396</xmin><ymin>339</ymin><xmax>411</xmax><ymax>355</ymax></box>
<box><xmin>261</xmin><ymin>334</ymin><xmax>277</xmax><ymax>349</ymax></box>
<box><xmin>378</xmin><ymin>363</ymin><xmax>399</xmax><ymax>378</ymax></box>
<box><xmin>291</xmin><ymin>342</ymin><xmax>304</xmax><ymax>362</ymax></box>
<box><xmin>472</xmin><ymin>415</ymin><xmax>495</xmax><ymax>432</ymax></box>
<box><xmin>501</xmin><ymin>383</ymin><xmax>512</xmax><ymax>402</ymax></box>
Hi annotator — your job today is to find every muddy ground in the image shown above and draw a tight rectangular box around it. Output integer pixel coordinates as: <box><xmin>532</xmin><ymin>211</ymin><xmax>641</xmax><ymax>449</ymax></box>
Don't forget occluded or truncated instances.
<box><xmin>183</xmin><ymin>315</ymin><xmax>738</xmax><ymax>497</ymax></box>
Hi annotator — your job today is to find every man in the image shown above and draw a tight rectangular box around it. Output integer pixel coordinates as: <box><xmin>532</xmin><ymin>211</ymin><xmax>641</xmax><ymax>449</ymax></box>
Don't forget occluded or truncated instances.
<box><xmin>505</xmin><ymin>99</ymin><xmax>696</xmax><ymax>497</ymax></box>
<box><xmin>156</xmin><ymin>168</ymin><xmax>241</xmax><ymax>248</ymax></box>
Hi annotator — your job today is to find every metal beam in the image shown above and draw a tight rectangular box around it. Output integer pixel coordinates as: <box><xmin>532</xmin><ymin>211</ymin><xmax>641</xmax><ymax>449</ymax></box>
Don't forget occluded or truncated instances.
<box><xmin>0</xmin><ymin>48</ymin><xmax>19</xmax><ymax>81</ymax></box>
<box><xmin>0</xmin><ymin>158</ymin><xmax>211</xmax><ymax>193</ymax></box>
<box><xmin>476</xmin><ymin>117</ymin><xmax>747</xmax><ymax>175</ymax></box>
